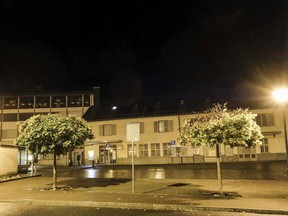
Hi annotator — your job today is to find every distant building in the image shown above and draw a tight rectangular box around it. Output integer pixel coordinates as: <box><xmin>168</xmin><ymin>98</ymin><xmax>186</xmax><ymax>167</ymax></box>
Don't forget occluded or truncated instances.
<box><xmin>82</xmin><ymin>98</ymin><xmax>287</xmax><ymax>165</ymax></box>
<box><xmin>0</xmin><ymin>87</ymin><xmax>100</xmax><ymax>175</ymax></box>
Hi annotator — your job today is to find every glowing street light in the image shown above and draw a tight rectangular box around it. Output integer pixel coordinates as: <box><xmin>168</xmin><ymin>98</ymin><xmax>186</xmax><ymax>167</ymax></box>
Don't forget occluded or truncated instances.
<box><xmin>272</xmin><ymin>88</ymin><xmax>288</xmax><ymax>173</ymax></box>
<box><xmin>272</xmin><ymin>88</ymin><xmax>288</xmax><ymax>103</ymax></box>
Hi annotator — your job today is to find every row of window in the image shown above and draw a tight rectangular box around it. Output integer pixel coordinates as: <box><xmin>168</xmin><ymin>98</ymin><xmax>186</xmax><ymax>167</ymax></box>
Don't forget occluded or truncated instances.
<box><xmin>99</xmin><ymin>120</ymin><xmax>174</xmax><ymax>136</ymax></box>
<box><xmin>126</xmin><ymin>140</ymin><xmax>269</xmax><ymax>158</ymax></box>
<box><xmin>127</xmin><ymin>142</ymin><xmax>174</xmax><ymax>157</ymax></box>
<box><xmin>0</xmin><ymin>112</ymin><xmax>58</xmax><ymax>122</ymax></box>
<box><xmin>99</xmin><ymin>113</ymin><xmax>276</xmax><ymax>137</ymax></box>
<box><xmin>1</xmin><ymin>94</ymin><xmax>91</xmax><ymax>109</ymax></box>
<box><xmin>189</xmin><ymin>113</ymin><xmax>275</xmax><ymax>127</ymax></box>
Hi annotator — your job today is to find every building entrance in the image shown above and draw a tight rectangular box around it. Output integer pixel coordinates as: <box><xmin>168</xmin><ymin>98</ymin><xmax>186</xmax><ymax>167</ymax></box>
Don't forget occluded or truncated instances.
<box><xmin>99</xmin><ymin>144</ymin><xmax>117</xmax><ymax>165</ymax></box>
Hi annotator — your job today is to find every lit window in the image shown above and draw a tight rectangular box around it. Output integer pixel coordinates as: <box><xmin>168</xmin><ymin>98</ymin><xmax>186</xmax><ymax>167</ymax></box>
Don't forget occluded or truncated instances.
<box><xmin>154</xmin><ymin>120</ymin><xmax>173</xmax><ymax>133</ymax></box>
<box><xmin>99</xmin><ymin>124</ymin><xmax>116</xmax><ymax>136</ymax></box>
<box><xmin>139</xmin><ymin>144</ymin><xmax>148</xmax><ymax>157</ymax></box>
<box><xmin>151</xmin><ymin>143</ymin><xmax>160</xmax><ymax>156</ymax></box>
<box><xmin>128</xmin><ymin>144</ymin><xmax>137</xmax><ymax>157</ymax></box>
<box><xmin>260</xmin><ymin>138</ymin><xmax>269</xmax><ymax>153</ymax></box>
<box><xmin>88</xmin><ymin>150</ymin><xmax>95</xmax><ymax>160</ymax></box>
<box><xmin>163</xmin><ymin>143</ymin><xmax>170</xmax><ymax>156</ymax></box>
<box><xmin>256</xmin><ymin>114</ymin><xmax>274</xmax><ymax>127</ymax></box>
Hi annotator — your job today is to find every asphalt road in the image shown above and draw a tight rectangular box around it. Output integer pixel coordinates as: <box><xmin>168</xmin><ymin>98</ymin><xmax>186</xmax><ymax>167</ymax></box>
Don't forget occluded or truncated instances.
<box><xmin>0</xmin><ymin>203</ymin><xmax>281</xmax><ymax>216</ymax></box>
<box><xmin>38</xmin><ymin>161</ymin><xmax>287</xmax><ymax>180</ymax></box>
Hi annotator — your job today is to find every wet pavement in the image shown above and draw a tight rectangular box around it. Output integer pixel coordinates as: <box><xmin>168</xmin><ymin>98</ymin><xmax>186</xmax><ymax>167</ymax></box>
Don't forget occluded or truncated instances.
<box><xmin>0</xmin><ymin>172</ymin><xmax>288</xmax><ymax>214</ymax></box>
<box><xmin>41</xmin><ymin>161</ymin><xmax>288</xmax><ymax>180</ymax></box>
<box><xmin>0</xmin><ymin>161</ymin><xmax>287</xmax><ymax>215</ymax></box>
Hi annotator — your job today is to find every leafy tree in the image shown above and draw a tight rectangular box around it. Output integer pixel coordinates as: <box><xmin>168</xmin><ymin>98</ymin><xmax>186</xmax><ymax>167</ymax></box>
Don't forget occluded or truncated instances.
<box><xmin>16</xmin><ymin>114</ymin><xmax>94</xmax><ymax>190</ymax></box>
<box><xmin>179</xmin><ymin>103</ymin><xmax>263</xmax><ymax>196</ymax></box>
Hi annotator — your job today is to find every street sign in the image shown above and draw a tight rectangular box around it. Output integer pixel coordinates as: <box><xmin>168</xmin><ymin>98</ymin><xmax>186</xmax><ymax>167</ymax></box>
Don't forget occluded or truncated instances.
<box><xmin>171</xmin><ymin>140</ymin><xmax>176</xmax><ymax>145</ymax></box>
<box><xmin>126</xmin><ymin>123</ymin><xmax>140</xmax><ymax>142</ymax></box>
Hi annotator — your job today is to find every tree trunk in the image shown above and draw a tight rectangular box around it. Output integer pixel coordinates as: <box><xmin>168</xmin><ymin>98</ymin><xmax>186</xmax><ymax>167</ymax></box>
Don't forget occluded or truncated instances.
<box><xmin>216</xmin><ymin>144</ymin><xmax>223</xmax><ymax>197</ymax></box>
<box><xmin>53</xmin><ymin>150</ymin><xmax>57</xmax><ymax>191</ymax></box>
<box><xmin>30</xmin><ymin>162</ymin><xmax>34</xmax><ymax>176</ymax></box>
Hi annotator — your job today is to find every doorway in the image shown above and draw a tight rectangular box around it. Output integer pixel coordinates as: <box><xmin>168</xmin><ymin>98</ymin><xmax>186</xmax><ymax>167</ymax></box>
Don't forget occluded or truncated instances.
<box><xmin>99</xmin><ymin>144</ymin><xmax>117</xmax><ymax>165</ymax></box>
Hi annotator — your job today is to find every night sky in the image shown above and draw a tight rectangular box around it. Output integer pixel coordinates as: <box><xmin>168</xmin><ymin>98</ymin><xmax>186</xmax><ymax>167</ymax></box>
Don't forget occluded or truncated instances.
<box><xmin>0</xmin><ymin>0</ymin><xmax>287</xmax><ymax>102</ymax></box>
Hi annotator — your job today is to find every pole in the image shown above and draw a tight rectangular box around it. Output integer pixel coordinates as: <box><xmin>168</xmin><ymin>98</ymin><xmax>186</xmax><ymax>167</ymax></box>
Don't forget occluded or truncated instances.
<box><xmin>132</xmin><ymin>141</ymin><xmax>135</xmax><ymax>193</ymax></box>
<box><xmin>282</xmin><ymin>107</ymin><xmax>288</xmax><ymax>176</ymax></box>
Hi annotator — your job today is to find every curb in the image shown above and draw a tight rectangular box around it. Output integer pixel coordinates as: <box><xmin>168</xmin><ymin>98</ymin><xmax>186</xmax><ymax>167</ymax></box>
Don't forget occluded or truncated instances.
<box><xmin>1</xmin><ymin>199</ymin><xmax>288</xmax><ymax>215</ymax></box>
<box><xmin>0</xmin><ymin>174</ymin><xmax>42</xmax><ymax>183</ymax></box>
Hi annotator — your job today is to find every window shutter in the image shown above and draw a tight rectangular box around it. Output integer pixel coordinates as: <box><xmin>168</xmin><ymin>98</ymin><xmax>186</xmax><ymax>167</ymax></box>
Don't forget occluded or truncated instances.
<box><xmin>255</xmin><ymin>115</ymin><xmax>261</xmax><ymax>125</ymax></box>
<box><xmin>140</xmin><ymin>122</ymin><xmax>144</xmax><ymax>133</ymax></box>
<box><xmin>269</xmin><ymin>114</ymin><xmax>274</xmax><ymax>126</ymax></box>
<box><xmin>168</xmin><ymin>120</ymin><xmax>174</xmax><ymax>132</ymax></box>
<box><xmin>154</xmin><ymin>121</ymin><xmax>158</xmax><ymax>132</ymax></box>
<box><xmin>164</xmin><ymin>120</ymin><xmax>169</xmax><ymax>132</ymax></box>
<box><xmin>112</xmin><ymin>124</ymin><xmax>117</xmax><ymax>135</ymax></box>
<box><xmin>99</xmin><ymin>125</ymin><xmax>103</xmax><ymax>136</ymax></box>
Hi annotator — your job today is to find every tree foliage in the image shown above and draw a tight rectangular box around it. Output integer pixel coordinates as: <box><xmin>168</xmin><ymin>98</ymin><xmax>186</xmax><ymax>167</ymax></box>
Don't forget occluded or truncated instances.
<box><xmin>16</xmin><ymin>114</ymin><xmax>94</xmax><ymax>155</ymax></box>
<box><xmin>179</xmin><ymin>103</ymin><xmax>263</xmax><ymax>148</ymax></box>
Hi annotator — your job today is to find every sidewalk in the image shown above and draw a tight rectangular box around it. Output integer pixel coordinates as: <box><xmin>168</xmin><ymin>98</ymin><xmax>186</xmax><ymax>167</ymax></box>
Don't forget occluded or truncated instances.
<box><xmin>0</xmin><ymin>173</ymin><xmax>288</xmax><ymax>215</ymax></box>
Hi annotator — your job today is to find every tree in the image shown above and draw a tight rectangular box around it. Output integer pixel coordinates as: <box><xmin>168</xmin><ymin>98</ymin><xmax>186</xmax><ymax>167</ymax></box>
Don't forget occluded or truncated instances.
<box><xmin>16</xmin><ymin>114</ymin><xmax>94</xmax><ymax>190</ymax></box>
<box><xmin>179</xmin><ymin>103</ymin><xmax>263</xmax><ymax>196</ymax></box>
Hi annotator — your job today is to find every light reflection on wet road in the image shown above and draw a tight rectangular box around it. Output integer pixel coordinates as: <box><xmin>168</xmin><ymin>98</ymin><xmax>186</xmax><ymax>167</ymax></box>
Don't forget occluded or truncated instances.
<box><xmin>41</xmin><ymin>161</ymin><xmax>287</xmax><ymax>180</ymax></box>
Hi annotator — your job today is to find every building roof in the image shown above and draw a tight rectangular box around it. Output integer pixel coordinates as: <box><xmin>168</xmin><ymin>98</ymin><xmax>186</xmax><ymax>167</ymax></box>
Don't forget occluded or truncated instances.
<box><xmin>83</xmin><ymin>89</ymin><xmax>271</xmax><ymax>121</ymax></box>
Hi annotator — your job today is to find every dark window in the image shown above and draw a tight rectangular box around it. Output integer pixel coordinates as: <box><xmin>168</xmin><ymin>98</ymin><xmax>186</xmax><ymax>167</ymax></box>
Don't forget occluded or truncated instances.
<box><xmin>4</xmin><ymin>97</ymin><xmax>18</xmax><ymax>109</ymax></box>
<box><xmin>3</xmin><ymin>113</ymin><xmax>17</xmax><ymax>121</ymax></box>
<box><xmin>68</xmin><ymin>95</ymin><xmax>82</xmax><ymax>107</ymax></box>
<box><xmin>19</xmin><ymin>113</ymin><xmax>34</xmax><ymax>121</ymax></box>
<box><xmin>84</xmin><ymin>95</ymin><xmax>90</xmax><ymax>106</ymax></box>
<box><xmin>36</xmin><ymin>96</ymin><xmax>50</xmax><ymax>108</ymax></box>
<box><xmin>52</xmin><ymin>95</ymin><xmax>66</xmax><ymax>108</ymax></box>
<box><xmin>19</xmin><ymin>97</ymin><xmax>34</xmax><ymax>109</ymax></box>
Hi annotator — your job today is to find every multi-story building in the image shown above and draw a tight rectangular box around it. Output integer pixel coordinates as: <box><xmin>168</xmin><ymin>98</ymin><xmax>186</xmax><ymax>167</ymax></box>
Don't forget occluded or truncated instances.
<box><xmin>0</xmin><ymin>87</ymin><xmax>100</xmax><ymax>175</ymax></box>
<box><xmin>82</xmin><ymin>99</ymin><xmax>287</xmax><ymax>165</ymax></box>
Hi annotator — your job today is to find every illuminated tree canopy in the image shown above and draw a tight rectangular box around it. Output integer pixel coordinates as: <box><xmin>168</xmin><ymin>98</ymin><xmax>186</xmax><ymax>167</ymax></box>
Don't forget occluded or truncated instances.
<box><xmin>179</xmin><ymin>103</ymin><xmax>263</xmax><ymax>148</ymax></box>
<box><xmin>16</xmin><ymin>114</ymin><xmax>94</xmax><ymax>190</ymax></box>
<box><xmin>179</xmin><ymin>103</ymin><xmax>263</xmax><ymax>196</ymax></box>
<box><xmin>16</xmin><ymin>114</ymin><xmax>94</xmax><ymax>155</ymax></box>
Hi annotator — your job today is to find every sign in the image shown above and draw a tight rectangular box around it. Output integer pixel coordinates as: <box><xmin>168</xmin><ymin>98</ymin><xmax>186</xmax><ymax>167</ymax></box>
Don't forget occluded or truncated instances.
<box><xmin>105</xmin><ymin>143</ymin><xmax>110</xmax><ymax>150</ymax></box>
<box><xmin>126</xmin><ymin>123</ymin><xmax>140</xmax><ymax>142</ymax></box>
<box><xmin>171</xmin><ymin>140</ymin><xmax>176</xmax><ymax>145</ymax></box>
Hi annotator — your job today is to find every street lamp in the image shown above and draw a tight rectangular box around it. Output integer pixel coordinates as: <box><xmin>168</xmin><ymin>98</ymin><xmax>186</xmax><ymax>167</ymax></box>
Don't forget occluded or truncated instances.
<box><xmin>272</xmin><ymin>88</ymin><xmax>288</xmax><ymax>173</ymax></box>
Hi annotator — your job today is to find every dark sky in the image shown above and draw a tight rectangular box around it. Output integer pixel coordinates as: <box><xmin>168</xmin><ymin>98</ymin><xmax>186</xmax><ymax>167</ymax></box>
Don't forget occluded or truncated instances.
<box><xmin>0</xmin><ymin>0</ymin><xmax>287</xmax><ymax>101</ymax></box>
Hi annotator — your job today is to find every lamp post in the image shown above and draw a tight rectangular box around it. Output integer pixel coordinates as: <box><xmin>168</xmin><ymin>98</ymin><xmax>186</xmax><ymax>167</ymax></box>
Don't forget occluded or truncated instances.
<box><xmin>272</xmin><ymin>88</ymin><xmax>288</xmax><ymax>173</ymax></box>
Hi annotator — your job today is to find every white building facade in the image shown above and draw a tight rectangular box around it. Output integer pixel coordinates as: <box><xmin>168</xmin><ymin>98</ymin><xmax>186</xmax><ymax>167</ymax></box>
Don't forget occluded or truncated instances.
<box><xmin>83</xmin><ymin>104</ymin><xmax>287</xmax><ymax>165</ymax></box>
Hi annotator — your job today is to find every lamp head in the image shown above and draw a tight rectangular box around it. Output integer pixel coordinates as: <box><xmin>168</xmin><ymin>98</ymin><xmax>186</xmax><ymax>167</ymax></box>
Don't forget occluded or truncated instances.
<box><xmin>272</xmin><ymin>88</ymin><xmax>288</xmax><ymax>103</ymax></box>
